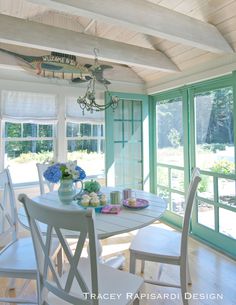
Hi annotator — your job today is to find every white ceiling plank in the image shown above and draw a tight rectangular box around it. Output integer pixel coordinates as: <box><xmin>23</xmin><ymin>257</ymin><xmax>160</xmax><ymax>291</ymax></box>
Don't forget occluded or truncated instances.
<box><xmin>0</xmin><ymin>14</ymin><xmax>179</xmax><ymax>72</ymax></box>
<box><xmin>27</xmin><ymin>0</ymin><xmax>233</xmax><ymax>53</ymax></box>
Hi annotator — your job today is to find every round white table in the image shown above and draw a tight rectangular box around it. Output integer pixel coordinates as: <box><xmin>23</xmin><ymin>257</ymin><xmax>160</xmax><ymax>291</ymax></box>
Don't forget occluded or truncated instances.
<box><xmin>18</xmin><ymin>186</ymin><xmax>167</xmax><ymax>268</ymax></box>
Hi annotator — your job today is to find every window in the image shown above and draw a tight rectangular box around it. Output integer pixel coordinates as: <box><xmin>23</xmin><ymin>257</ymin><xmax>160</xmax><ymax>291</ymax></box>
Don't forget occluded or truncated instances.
<box><xmin>66</xmin><ymin>122</ymin><xmax>105</xmax><ymax>179</ymax></box>
<box><xmin>1</xmin><ymin>90</ymin><xmax>57</xmax><ymax>184</ymax></box>
<box><xmin>3</xmin><ymin>122</ymin><xmax>55</xmax><ymax>184</ymax></box>
<box><xmin>65</xmin><ymin>96</ymin><xmax>105</xmax><ymax>183</ymax></box>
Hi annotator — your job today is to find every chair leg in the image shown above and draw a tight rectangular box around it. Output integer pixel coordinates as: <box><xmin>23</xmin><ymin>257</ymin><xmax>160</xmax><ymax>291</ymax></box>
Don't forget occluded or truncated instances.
<box><xmin>187</xmin><ymin>259</ymin><xmax>192</xmax><ymax>285</ymax></box>
<box><xmin>36</xmin><ymin>273</ymin><xmax>42</xmax><ymax>305</ymax></box>
<box><xmin>57</xmin><ymin>248</ymin><xmax>63</xmax><ymax>276</ymax></box>
<box><xmin>129</xmin><ymin>253</ymin><xmax>136</xmax><ymax>274</ymax></box>
<box><xmin>180</xmin><ymin>263</ymin><xmax>189</xmax><ymax>305</ymax></box>
<box><xmin>141</xmin><ymin>260</ymin><xmax>145</xmax><ymax>273</ymax></box>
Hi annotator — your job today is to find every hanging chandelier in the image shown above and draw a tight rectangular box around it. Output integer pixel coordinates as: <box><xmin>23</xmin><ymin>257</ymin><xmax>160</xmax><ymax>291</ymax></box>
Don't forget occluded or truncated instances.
<box><xmin>76</xmin><ymin>48</ymin><xmax>119</xmax><ymax>114</ymax></box>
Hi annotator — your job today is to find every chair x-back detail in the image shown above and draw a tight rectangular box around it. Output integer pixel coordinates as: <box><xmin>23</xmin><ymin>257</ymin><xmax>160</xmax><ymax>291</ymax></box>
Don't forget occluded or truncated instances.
<box><xmin>19</xmin><ymin>193</ymin><xmax>144</xmax><ymax>305</ymax></box>
<box><xmin>129</xmin><ymin>168</ymin><xmax>201</xmax><ymax>305</ymax></box>
<box><xmin>0</xmin><ymin>168</ymin><xmax>39</xmax><ymax>304</ymax></box>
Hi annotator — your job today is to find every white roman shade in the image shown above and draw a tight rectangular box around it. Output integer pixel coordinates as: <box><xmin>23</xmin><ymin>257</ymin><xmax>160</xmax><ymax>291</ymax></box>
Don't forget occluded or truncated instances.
<box><xmin>1</xmin><ymin>90</ymin><xmax>57</xmax><ymax>123</ymax></box>
<box><xmin>66</xmin><ymin>96</ymin><xmax>104</xmax><ymax>123</ymax></box>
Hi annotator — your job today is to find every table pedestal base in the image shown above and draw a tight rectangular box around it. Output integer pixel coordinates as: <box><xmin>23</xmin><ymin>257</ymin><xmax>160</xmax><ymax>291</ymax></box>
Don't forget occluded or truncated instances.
<box><xmin>96</xmin><ymin>240</ymin><xmax>125</xmax><ymax>269</ymax></box>
<box><xmin>102</xmin><ymin>254</ymin><xmax>125</xmax><ymax>269</ymax></box>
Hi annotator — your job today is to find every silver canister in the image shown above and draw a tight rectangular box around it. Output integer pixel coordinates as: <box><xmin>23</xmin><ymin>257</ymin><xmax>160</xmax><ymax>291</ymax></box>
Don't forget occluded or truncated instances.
<box><xmin>123</xmin><ymin>188</ymin><xmax>132</xmax><ymax>200</ymax></box>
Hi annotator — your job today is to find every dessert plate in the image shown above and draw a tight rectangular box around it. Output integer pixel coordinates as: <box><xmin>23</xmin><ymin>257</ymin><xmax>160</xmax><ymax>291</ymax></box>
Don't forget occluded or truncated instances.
<box><xmin>123</xmin><ymin>198</ymin><xmax>149</xmax><ymax>209</ymax></box>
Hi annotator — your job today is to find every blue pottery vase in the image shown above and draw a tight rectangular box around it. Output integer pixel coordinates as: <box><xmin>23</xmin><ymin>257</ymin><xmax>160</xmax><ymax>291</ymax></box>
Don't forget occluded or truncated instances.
<box><xmin>58</xmin><ymin>179</ymin><xmax>76</xmax><ymax>204</ymax></box>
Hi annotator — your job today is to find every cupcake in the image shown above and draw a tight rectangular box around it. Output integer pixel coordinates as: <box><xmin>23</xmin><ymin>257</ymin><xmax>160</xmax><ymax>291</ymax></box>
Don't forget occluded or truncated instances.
<box><xmin>80</xmin><ymin>199</ymin><xmax>90</xmax><ymax>207</ymax></box>
<box><xmin>100</xmin><ymin>194</ymin><xmax>107</xmax><ymax>205</ymax></box>
<box><xmin>82</xmin><ymin>194</ymin><xmax>90</xmax><ymax>201</ymax></box>
<box><xmin>90</xmin><ymin>196</ymin><xmax>100</xmax><ymax>207</ymax></box>
<box><xmin>128</xmin><ymin>197</ymin><xmax>136</xmax><ymax>206</ymax></box>
<box><xmin>89</xmin><ymin>192</ymin><xmax>98</xmax><ymax>197</ymax></box>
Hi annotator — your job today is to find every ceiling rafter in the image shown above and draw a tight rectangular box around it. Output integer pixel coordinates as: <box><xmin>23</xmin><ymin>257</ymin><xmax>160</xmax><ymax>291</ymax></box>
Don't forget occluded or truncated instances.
<box><xmin>0</xmin><ymin>14</ymin><xmax>179</xmax><ymax>72</ymax></box>
<box><xmin>27</xmin><ymin>0</ymin><xmax>233</xmax><ymax>53</ymax></box>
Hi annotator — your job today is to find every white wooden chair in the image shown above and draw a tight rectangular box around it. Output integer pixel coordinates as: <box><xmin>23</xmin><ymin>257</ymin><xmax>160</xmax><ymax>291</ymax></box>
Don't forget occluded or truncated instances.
<box><xmin>37</xmin><ymin>161</ymin><xmax>81</xmax><ymax>260</ymax></box>
<box><xmin>36</xmin><ymin>163</ymin><xmax>56</xmax><ymax>195</ymax></box>
<box><xmin>0</xmin><ymin>168</ymin><xmax>61</xmax><ymax>304</ymax></box>
<box><xmin>19</xmin><ymin>193</ymin><xmax>144</xmax><ymax>305</ymax></box>
<box><xmin>129</xmin><ymin>168</ymin><xmax>201</xmax><ymax>305</ymax></box>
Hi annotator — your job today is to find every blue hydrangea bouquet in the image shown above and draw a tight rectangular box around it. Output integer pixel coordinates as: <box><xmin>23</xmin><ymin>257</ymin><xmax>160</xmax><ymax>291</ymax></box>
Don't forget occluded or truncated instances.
<box><xmin>43</xmin><ymin>161</ymin><xmax>86</xmax><ymax>183</ymax></box>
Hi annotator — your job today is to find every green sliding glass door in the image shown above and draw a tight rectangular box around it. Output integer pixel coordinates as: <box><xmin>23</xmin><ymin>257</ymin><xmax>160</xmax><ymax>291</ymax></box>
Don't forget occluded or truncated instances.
<box><xmin>105</xmin><ymin>92</ymin><xmax>149</xmax><ymax>190</ymax></box>
<box><xmin>154</xmin><ymin>75</ymin><xmax>236</xmax><ymax>258</ymax></box>
<box><xmin>190</xmin><ymin>80</ymin><xmax>236</xmax><ymax>257</ymax></box>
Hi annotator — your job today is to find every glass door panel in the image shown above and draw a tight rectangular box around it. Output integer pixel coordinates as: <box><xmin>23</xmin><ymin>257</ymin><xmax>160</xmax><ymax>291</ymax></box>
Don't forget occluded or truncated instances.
<box><xmin>156</xmin><ymin>96</ymin><xmax>187</xmax><ymax>217</ymax></box>
<box><xmin>157</xmin><ymin>97</ymin><xmax>184</xmax><ymax>166</ymax></box>
<box><xmin>192</xmin><ymin>85</ymin><xmax>236</xmax><ymax>257</ymax></box>
<box><xmin>194</xmin><ymin>87</ymin><xmax>235</xmax><ymax>172</ymax></box>
<box><xmin>105</xmin><ymin>93</ymin><xmax>148</xmax><ymax>190</ymax></box>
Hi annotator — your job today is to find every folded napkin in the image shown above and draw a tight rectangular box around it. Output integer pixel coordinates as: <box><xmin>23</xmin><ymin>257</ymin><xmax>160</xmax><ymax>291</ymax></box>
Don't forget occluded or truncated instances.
<box><xmin>101</xmin><ymin>205</ymin><xmax>121</xmax><ymax>214</ymax></box>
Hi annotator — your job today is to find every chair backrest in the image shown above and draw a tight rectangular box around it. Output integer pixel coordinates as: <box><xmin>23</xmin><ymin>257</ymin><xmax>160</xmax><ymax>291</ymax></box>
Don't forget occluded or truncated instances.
<box><xmin>19</xmin><ymin>194</ymin><xmax>99</xmax><ymax>305</ymax></box>
<box><xmin>0</xmin><ymin>168</ymin><xmax>17</xmax><ymax>247</ymax></box>
<box><xmin>36</xmin><ymin>163</ymin><xmax>56</xmax><ymax>194</ymax></box>
<box><xmin>181</xmin><ymin>168</ymin><xmax>201</xmax><ymax>258</ymax></box>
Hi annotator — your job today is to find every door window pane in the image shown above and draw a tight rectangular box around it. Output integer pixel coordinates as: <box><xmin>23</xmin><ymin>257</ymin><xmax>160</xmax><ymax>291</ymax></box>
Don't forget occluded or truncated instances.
<box><xmin>197</xmin><ymin>201</ymin><xmax>215</xmax><ymax>230</ymax></box>
<box><xmin>156</xmin><ymin>97</ymin><xmax>184</xmax><ymax>166</ymax></box>
<box><xmin>219</xmin><ymin>208</ymin><xmax>236</xmax><ymax>239</ymax></box>
<box><xmin>157</xmin><ymin>166</ymin><xmax>168</xmax><ymax>187</ymax></box>
<box><xmin>195</xmin><ymin>87</ymin><xmax>234</xmax><ymax>172</ymax></box>
<box><xmin>218</xmin><ymin>178</ymin><xmax>236</xmax><ymax>208</ymax></box>
<box><xmin>171</xmin><ymin>193</ymin><xmax>185</xmax><ymax>215</ymax></box>
<box><xmin>198</xmin><ymin>175</ymin><xmax>214</xmax><ymax>200</ymax></box>
<box><xmin>171</xmin><ymin>169</ymin><xmax>184</xmax><ymax>192</ymax></box>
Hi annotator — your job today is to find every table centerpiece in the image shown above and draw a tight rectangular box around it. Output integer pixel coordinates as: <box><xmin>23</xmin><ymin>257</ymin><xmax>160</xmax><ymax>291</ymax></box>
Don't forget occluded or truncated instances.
<box><xmin>43</xmin><ymin>161</ymin><xmax>86</xmax><ymax>204</ymax></box>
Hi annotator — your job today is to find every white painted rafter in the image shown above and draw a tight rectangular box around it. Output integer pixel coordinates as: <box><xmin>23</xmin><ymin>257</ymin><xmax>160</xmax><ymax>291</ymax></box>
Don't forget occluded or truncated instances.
<box><xmin>27</xmin><ymin>0</ymin><xmax>233</xmax><ymax>53</ymax></box>
<box><xmin>0</xmin><ymin>14</ymin><xmax>179</xmax><ymax>72</ymax></box>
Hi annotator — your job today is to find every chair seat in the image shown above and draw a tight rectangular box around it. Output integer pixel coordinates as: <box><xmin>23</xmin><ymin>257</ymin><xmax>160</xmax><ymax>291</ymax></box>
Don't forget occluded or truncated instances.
<box><xmin>48</xmin><ymin>258</ymin><xmax>143</xmax><ymax>305</ymax></box>
<box><xmin>0</xmin><ymin>237</ymin><xmax>60</xmax><ymax>278</ymax></box>
<box><xmin>130</xmin><ymin>226</ymin><xmax>181</xmax><ymax>261</ymax></box>
<box><xmin>0</xmin><ymin>237</ymin><xmax>37</xmax><ymax>277</ymax></box>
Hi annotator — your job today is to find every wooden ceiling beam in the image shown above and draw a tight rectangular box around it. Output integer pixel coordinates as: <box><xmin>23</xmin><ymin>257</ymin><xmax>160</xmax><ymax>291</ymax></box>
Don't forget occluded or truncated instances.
<box><xmin>0</xmin><ymin>14</ymin><xmax>179</xmax><ymax>72</ymax></box>
<box><xmin>27</xmin><ymin>0</ymin><xmax>233</xmax><ymax>53</ymax></box>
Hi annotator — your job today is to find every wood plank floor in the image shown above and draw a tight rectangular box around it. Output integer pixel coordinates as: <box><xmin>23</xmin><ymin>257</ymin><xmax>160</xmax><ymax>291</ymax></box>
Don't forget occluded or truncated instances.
<box><xmin>1</xmin><ymin>222</ymin><xmax>236</xmax><ymax>305</ymax></box>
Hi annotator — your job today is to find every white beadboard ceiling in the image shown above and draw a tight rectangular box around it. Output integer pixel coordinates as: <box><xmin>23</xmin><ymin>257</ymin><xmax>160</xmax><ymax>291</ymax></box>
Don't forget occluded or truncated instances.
<box><xmin>0</xmin><ymin>0</ymin><xmax>235</xmax><ymax>92</ymax></box>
